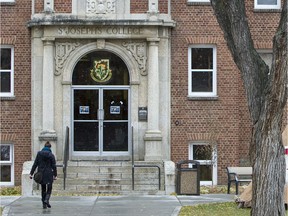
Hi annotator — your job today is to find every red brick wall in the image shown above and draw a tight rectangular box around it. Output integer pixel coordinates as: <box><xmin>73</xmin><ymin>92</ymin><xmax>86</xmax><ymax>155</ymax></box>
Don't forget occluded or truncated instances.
<box><xmin>34</xmin><ymin>0</ymin><xmax>44</xmax><ymax>14</ymax></box>
<box><xmin>131</xmin><ymin>0</ymin><xmax>148</xmax><ymax>13</ymax></box>
<box><xmin>159</xmin><ymin>0</ymin><xmax>168</xmax><ymax>13</ymax></box>
<box><xmin>34</xmin><ymin>0</ymin><xmax>72</xmax><ymax>13</ymax></box>
<box><xmin>0</xmin><ymin>1</ymin><xmax>32</xmax><ymax>185</ymax></box>
<box><xmin>170</xmin><ymin>0</ymin><xmax>281</xmax><ymax>184</ymax></box>
<box><xmin>54</xmin><ymin>0</ymin><xmax>72</xmax><ymax>13</ymax></box>
<box><xmin>131</xmin><ymin>0</ymin><xmax>168</xmax><ymax>13</ymax></box>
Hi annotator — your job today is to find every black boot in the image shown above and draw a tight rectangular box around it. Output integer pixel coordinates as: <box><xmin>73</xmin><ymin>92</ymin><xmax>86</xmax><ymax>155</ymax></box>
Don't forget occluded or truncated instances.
<box><xmin>44</xmin><ymin>193</ymin><xmax>51</xmax><ymax>208</ymax></box>
<box><xmin>41</xmin><ymin>191</ymin><xmax>47</xmax><ymax>209</ymax></box>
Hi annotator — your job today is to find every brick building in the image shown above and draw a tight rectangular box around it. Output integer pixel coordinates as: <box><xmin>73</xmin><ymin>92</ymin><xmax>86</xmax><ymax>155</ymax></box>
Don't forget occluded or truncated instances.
<box><xmin>0</xmin><ymin>0</ymin><xmax>32</xmax><ymax>186</ymax></box>
<box><xmin>0</xmin><ymin>0</ymin><xmax>285</xmax><ymax>194</ymax></box>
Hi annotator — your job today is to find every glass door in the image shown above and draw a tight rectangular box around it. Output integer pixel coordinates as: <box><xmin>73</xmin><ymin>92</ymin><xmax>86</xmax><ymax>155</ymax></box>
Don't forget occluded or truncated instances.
<box><xmin>102</xmin><ymin>89</ymin><xmax>129</xmax><ymax>152</ymax></box>
<box><xmin>72</xmin><ymin>87</ymin><xmax>129</xmax><ymax>155</ymax></box>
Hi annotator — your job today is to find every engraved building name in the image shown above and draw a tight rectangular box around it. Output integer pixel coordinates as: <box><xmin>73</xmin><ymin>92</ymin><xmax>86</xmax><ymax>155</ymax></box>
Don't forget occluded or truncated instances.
<box><xmin>58</xmin><ymin>26</ymin><xmax>143</xmax><ymax>36</ymax></box>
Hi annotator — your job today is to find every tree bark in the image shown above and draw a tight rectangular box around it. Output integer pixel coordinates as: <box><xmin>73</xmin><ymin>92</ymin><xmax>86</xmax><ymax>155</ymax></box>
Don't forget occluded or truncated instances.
<box><xmin>210</xmin><ymin>1</ymin><xmax>287</xmax><ymax>215</ymax></box>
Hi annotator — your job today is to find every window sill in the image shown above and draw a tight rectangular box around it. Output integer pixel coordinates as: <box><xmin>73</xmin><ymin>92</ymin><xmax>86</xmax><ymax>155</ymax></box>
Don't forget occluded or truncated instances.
<box><xmin>253</xmin><ymin>9</ymin><xmax>281</xmax><ymax>13</ymax></box>
<box><xmin>1</xmin><ymin>96</ymin><xmax>16</xmax><ymax>101</ymax></box>
<box><xmin>187</xmin><ymin>2</ymin><xmax>211</xmax><ymax>6</ymax></box>
<box><xmin>187</xmin><ymin>96</ymin><xmax>219</xmax><ymax>101</ymax></box>
<box><xmin>0</xmin><ymin>2</ymin><xmax>16</xmax><ymax>6</ymax></box>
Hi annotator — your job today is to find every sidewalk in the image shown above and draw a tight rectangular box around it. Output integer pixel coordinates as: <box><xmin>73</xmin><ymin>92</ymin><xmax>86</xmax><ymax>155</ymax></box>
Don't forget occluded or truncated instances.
<box><xmin>0</xmin><ymin>194</ymin><xmax>235</xmax><ymax>216</ymax></box>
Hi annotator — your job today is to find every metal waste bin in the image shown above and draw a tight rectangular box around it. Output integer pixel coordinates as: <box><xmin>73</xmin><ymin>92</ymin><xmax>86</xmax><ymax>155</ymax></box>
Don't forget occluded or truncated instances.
<box><xmin>176</xmin><ymin>160</ymin><xmax>200</xmax><ymax>195</ymax></box>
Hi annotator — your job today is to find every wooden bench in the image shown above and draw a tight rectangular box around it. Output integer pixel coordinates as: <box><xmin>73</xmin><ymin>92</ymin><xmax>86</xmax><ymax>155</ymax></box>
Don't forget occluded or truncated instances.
<box><xmin>226</xmin><ymin>167</ymin><xmax>252</xmax><ymax>195</ymax></box>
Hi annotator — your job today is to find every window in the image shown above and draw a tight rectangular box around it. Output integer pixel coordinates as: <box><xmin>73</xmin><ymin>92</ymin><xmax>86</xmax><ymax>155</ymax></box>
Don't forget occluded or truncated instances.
<box><xmin>0</xmin><ymin>144</ymin><xmax>14</xmax><ymax>186</ymax></box>
<box><xmin>189</xmin><ymin>143</ymin><xmax>217</xmax><ymax>185</ymax></box>
<box><xmin>258</xmin><ymin>49</ymin><xmax>273</xmax><ymax>69</ymax></box>
<box><xmin>188</xmin><ymin>45</ymin><xmax>217</xmax><ymax>97</ymax></box>
<box><xmin>0</xmin><ymin>46</ymin><xmax>14</xmax><ymax>97</ymax></box>
<box><xmin>255</xmin><ymin>0</ymin><xmax>281</xmax><ymax>9</ymax></box>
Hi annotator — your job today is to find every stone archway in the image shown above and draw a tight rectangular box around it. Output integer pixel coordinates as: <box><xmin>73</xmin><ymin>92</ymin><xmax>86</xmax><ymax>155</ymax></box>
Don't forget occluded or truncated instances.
<box><xmin>62</xmin><ymin>41</ymin><xmax>140</xmax><ymax>84</ymax></box>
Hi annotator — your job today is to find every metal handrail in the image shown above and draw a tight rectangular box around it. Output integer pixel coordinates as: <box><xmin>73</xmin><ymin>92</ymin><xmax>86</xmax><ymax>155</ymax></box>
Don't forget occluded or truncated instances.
<box><xmin>131</xmin><ymin>126</ymin><xmax>161</xmax><ymax>190</ymax></box>
<box><xmin>63</xmin><ymin>126</ymin><xmax>69</xmax><ymax>190</ymax></box>
<box><xmin>56</xmin><ymin>126</ymin><xmax>69</xmax><ymax>190</ymax></box>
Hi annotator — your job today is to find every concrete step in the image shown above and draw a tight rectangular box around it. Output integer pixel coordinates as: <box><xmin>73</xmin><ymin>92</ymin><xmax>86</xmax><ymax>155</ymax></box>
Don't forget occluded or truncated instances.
<box><xmin>34</xmin><ymin>161</ymin><xmax>165</xmax><ymax>195</ymax></box>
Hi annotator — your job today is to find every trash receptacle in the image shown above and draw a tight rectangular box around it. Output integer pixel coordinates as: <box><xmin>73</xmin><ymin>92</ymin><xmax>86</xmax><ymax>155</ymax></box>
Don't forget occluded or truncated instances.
<box><xmin>176</xmin><ymin>160</ymin><xmax>200</xmax><ymax>195</ymax></box>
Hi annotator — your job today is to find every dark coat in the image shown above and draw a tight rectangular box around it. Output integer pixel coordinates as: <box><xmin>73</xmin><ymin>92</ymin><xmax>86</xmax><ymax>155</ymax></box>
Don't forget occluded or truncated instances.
<box><xmin>30</xmin><ymin>147</ymin><xmax>57</xmax><ymax>185</ymax></box>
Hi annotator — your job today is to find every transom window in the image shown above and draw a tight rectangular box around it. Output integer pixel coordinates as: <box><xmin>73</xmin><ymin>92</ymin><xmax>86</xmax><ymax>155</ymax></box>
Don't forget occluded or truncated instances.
<box><xmin>0</xmin><ymin>46</ymin><xmax>14</xmax><ymax>97</ymax></box>
<box><xmin>188</xmin><ymin>45</ymin><xmax>217</xmax><ymax>97</ymax></box>
<box><xmin>254</xmin><ymin>0</ymin><xmax>281</xmax><ymax>9</ymax></box>
<box><xmin>0</xmin><ymin>144</ymin><xmax>14</xmax><ymax>186</ymax></box>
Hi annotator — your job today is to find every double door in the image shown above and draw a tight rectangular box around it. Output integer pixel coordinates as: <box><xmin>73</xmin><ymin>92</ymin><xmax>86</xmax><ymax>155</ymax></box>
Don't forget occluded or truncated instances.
<box><xmin>72</xmin><ymin>87</ymin><xmax>130</xmax><ymax>155</ymax></box>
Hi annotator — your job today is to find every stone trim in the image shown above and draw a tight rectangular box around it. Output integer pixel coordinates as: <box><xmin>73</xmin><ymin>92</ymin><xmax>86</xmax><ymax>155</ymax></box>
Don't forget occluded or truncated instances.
<box><xmin>55</xmin><ymin>41</ymin><xmax>81</xmax><ymax>76</ymax></box>
<box><xmin>122</xmin><ymin>41</ymin><xmax>147</xmax><ymax>76</ymax></box>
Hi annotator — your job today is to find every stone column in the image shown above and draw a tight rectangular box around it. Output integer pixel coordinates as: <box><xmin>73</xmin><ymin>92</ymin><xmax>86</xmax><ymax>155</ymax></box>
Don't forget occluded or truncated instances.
<box><xmin>144</xmin><ymin>38</ymin><xmax>162</xmax><ymax>161</ymax></box>
<box><xmin>39</xmin><ymin>38</ymin><xmax>57</xmax><ymax>155</ymax></box>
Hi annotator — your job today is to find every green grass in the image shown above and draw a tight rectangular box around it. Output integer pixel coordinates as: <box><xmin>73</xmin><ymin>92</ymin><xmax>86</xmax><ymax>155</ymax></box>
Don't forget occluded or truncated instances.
<box><xmin>179</xmin><ymin>202</ymin><xmax>251</xmax><ymax>216</ymax></box>
<box><xmin>179</xmin><ymin>202</ymin><xmax>288</xmax><ymax>216</ymax></box>
<box><xmin>0</xmin><ymin>186</ymin><xmax>21</xmax><ymax>196</ymax></box>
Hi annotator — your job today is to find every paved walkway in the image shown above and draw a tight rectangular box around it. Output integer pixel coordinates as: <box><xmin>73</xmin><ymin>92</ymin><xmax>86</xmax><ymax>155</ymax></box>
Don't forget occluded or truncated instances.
<box><xmin>0</xmin><ymin>194</ymin><xmax>235</xmax><ymax>216</ymax></box>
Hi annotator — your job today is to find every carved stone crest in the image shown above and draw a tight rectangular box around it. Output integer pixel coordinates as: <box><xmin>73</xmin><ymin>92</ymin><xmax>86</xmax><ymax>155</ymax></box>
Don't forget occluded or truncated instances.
<box><xmin>86</xmin><ymin>0</ymin><xmax>116</xmax><ymax>14</ymax></box>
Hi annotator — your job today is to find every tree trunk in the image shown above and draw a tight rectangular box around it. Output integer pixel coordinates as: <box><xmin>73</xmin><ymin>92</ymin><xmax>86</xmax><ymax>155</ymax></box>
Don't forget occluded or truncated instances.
<box><xmin>210</xmin><ymin>1</ymin><xmax>287</xmax><ymax>215</ymax></box>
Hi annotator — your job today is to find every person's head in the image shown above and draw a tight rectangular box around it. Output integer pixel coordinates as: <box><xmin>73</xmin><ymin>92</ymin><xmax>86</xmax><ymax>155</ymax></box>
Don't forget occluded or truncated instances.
<box><xmin>44</xmin><ymin>141</ymin><xmax>51</xmax><ymax>148</ymax></box>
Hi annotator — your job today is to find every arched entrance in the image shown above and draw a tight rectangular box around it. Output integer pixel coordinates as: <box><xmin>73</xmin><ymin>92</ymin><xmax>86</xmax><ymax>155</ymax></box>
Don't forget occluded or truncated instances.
<box><xmin>72</xmin><ymin>51</ymin><xmax>130</xmax><ymax>157</ymax></box>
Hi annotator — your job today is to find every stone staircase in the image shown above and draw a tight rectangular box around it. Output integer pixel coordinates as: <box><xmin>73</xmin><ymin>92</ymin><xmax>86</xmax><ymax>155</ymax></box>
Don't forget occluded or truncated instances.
<box><xmin>33</xmin><ymin>161</ymin><xmax>166</xmax><ymax>195</ymax></box>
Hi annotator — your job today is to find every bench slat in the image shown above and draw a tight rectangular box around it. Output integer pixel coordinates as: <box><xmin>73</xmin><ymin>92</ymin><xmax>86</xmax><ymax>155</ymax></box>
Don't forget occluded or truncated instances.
<box><xmin>227</xmin><ymin>167</ymin><xmax>252</xmax><ymax>175</ymax></box>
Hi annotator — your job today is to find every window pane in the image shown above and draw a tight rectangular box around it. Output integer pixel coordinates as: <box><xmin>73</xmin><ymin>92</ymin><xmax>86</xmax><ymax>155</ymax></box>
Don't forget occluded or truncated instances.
<box><xmin>103</xmin><ymin>90</ymin><xmax>128</xmax><ymax>120</ymax></box>
<box><xmin>199</xmin><ymin>165</ymin><xmax>212</xmax><ymax>181</ymax></box>
<box><xmin>74</xmin><ymin>122</ymin><xmax>99</xmax><ymax>151</ymax></box>
<box><xmin>1</xmin><ymin>165</ymin><xmax>11</xmax><ymax>182</ymax></box>
<box><xmin>103</xmin><ymin>122</ymin><xmax>128</xmax><ymax>151</ymax></box>
<box><xmin>72</xmin><ymin>51</ymin><xmax>129</xmax><ymax>85</ymax></box>
<box><xmin>259</xmin><ymin>53</ymin><xmax>273</xmax><ymax>69</ymax></box>
<box><xmin>192</xmin><ymin>48</ymin><xmax>213</xmax><ymax>69</ymax></box>
<box><xmin>0</xmin><ymin>72</ymin><xmax>11</xmax><ymax>93</ymax></box>
<box><xmin>0</xmin><ymin>48</ymin><xmax>11</xmax><ymax>70</ymax></box>
<box><xmin>191</xmin><ymin>71</ymin><xmax>212</xmax><ymax>92</ymax></box>
<box><xmin>257</xmin><ymin>0</ymin><xmax>277</xmax><ymax>5</ymax></box>
<box><xmin>74</xmin><ymin>90</ymin><xmax>98</xmax><ymax>120</ymax></box>
<box><xmin>193</xmin><ymin>145</ymin><xmax>212</xmax><ymax>160</ymax></box>
<box><xmin>0</xmin><ymin>145</ymin><xmax>10</xmax><ymax>161</ymax></box>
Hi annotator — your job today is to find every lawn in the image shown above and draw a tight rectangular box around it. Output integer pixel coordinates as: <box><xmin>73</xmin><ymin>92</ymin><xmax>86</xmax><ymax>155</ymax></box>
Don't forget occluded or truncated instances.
<box><xmin>179</xmin><ymin>202</ymin><xmax>250</xmax><ymax>216</ymax></box>
<box><xmin>179</xmin><ymin>202</ymin><xmax>288</xmax><ymax>216</ymax></box>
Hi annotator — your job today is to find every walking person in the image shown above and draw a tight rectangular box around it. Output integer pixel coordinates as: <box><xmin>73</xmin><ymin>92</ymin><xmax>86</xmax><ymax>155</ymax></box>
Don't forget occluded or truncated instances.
<box><xmin>30</xmin><ymin>141</ymin><xmax>57</xmax><ymax>209</ymax></box>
